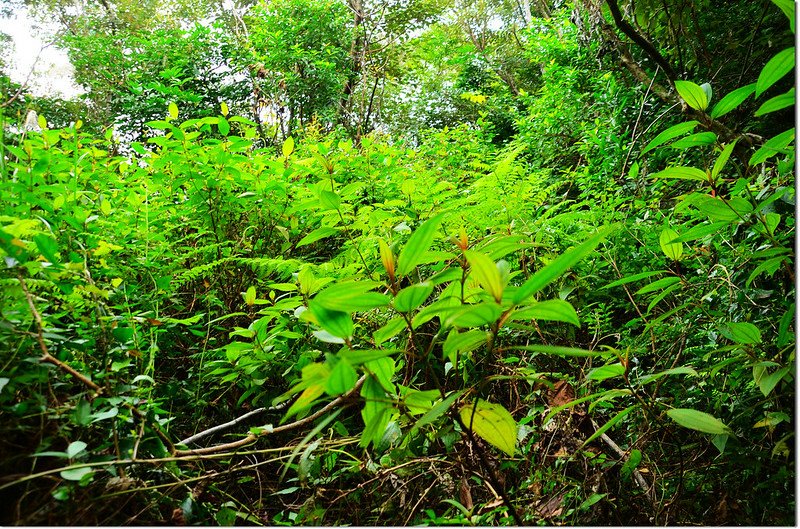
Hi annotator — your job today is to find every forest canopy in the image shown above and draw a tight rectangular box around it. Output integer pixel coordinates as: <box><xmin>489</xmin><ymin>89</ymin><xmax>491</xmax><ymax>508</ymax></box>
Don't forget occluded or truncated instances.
<box><xmin>0</xmin><ymin>0</ymin><xmax>795</xmax><ymax>525</ymax></box>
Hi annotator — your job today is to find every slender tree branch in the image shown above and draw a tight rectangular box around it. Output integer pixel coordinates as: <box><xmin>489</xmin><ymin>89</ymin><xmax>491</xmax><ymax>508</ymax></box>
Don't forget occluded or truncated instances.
<box><xmin>174</xmin><ymin>376</ymin><xmax>367</xmax><ymax>456</ymax></box>
<box><xmin>18</xmin><ymin>274</ymin><xmax>176</xmax><ymax>455</ymax></box>
<box><xmin>605</xmin><ymin>0</ymin><xmax>678</xmax><ymax>83</ymax></box>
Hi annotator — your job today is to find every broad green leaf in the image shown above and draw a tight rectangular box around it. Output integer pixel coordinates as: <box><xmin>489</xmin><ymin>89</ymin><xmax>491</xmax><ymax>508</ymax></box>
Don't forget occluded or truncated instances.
<box><xmin>297</xmin><ymin>226</ymin><xmax>339</xmax><ymax>247</ymax></box>
<box><xmin>66</xmin><ymin>441</ymin><xmax>87</xmax><ymax>459</ymax></box>
<box><xmin>60</xmin><ymin>467</ymin><xmax>93</xmax><ymax>481</ymax></box>
<box><xmin>319</xmin><ymin>190</ymin><xmax>341</xmax><ymax>211</ymax></box>
<box><xmin>771</xmin><ymin>0</ymin><xmax>795</xmax><ymax>32</ymax></box>
<box><xmin>749</xmin><ymin>128</ymin><xmax>795</xmax><ymax>165</ymax></box>
<box><xmin>244</xmin><ymin>286</ymin><xmax>256</xmax><ymax>306</ymax></box>
<box><xmin>399</xmin><ymin>386</ymin><xmax>440</xmax><ymax>415</ymax></box>
<box><xmin>756</xmin><ymin>47</ymin><xmax>795</xmax><ymax>97</ymax></box>
<box><xmin>394</xmin><ymin>282</ymin><xmax>434</xmax><ymax>312</ymax></box>
<box><xmin>694</xmin><ymin>196</ymin><xmax>753</xmax><ymax>221</ymax></box>
<box><xmin>757</xmin><ymin>365</ymin><xmax>791</xmax><ymax>396</ymax></box>
<box><xmin>666</xmin><ymin>408</ymin><xmax>733</xmax><ymax>435</ymax></box>
<box><xmin>168</xmin><ymin>102</ymin><xmax>178</xmax><ymax>119</ymax></box>
<box><xmin>282</xmin><ymin>136</ymin><xmax>295</xmax><ymax>158</ymax></box>
<box><xmin>218</xmin><ymin>116</ymin><xmax>230</xmax><ymax>136</ymax></box>
<box><xmin>637</xmin><ymin>366</ymin><xmax>698</xmax><ymax>385</ymax></box>
<box><xmin>755</xmin><ymin>88</ymin><xmax>795</xmax><ymax>116</ymax></box>
<box><xmin>325</xmin><ymin>358</ymin><xmax>358</xmax><ymax>396</ymax></box>
<box><xmin>464</xmin><ymin>250</ymin><xmax>504</xmax><ymax>302</ymax></box>
<box><xmin>339</xmin><ymin>348</ymin><xmax>397</xmax><ymax>365</ymax></box>
<box><xmin>642</xmin><ymin>121</ymin><xmax>700</xmax><ymax>154</ymax></box>
<box><xmin>407</xmin><ymin>390</ymin><xmax>464</xmax><ymax>437</ymax></box>
<box><xmin>309</xmin><ymin>305</ymin><xmax>353</xmax><ymax>339</ymax></box>
<box><xmin>513</xmin><ymin>225</ymin><xmax>615</xmax><ymax>304</ymax></box>
<box><xmin>587</xmin><ymin>363</ymin><xmax>626</xmax><ymax>381</ymax></box>
<box><xmin>602</xmin><ymin>270</ymin><xmax>666</xmax><ymax>289</ymax></box>
<box><xmin>397</xmin><ymin>213</ymin><xmax>446</xmax><ymax>277</ymax></box>
<box><xmin>675</xmin><ymin>80</ymin><xmax>709</xmax><ymax>111</ymax></box>
<box><xmin>711</xmin><ymin>141</ymin><xmax>738</xmax><ymax>180</ymax></box>
<box><xmin>710</xmin><ymin>83</ymin><xmax>756</xmax><ymax>119</ymax></box>
<box><xmin>373</xmin><ymin>317</ymin><xmax>406</xmax><ymax>345</ymax></box>
<box><xmin>313</xmin><ymin>281</ymin><xmax>389</xmax><ymax>313</ymax></box>
<box><xmin>459</xmin><ymin>400</ymin><xmax>517</xmax><ymax>456</ymax></box>
<box><xmin>509</xmin><ymin>345</ymin><xmax>610</xmax><ymax>357</ymax></box>
<box><xmin>360</xmin><ymin>377</ymin><xmax>390</xmax><ymax>447</ymax></box>
<box><xmin>659</xmin><ymin>228</ymin><xmax>683</xmax><ymax>260</ymax></box>
<box><xmin>650</xmin><ymin>166</ymin><xmax>707</xmax><ymax>181</ymax></box>
<box><xmin>670</xmin><ymin>222</ymin><xmax>727</xmax><ymax>242</ymax></box>
<box><xmin>312</xmin><ymin>330</ymin><xmax>345</xmax><ymax>344</ymax></box>
<box><xmin>90</xmin><ymin>407</ymin><xmax>118</xmax><ymax>423</ymax></box>
<box><xmin>33</xmin><ymin>234</ymin><xmax>59</xmax><ymax>263</ymax></box>
<box><xmin>669</xmin><ymin>132</ymin><xmax>717</xmax><ymax>150</ymax></box>
<box><xmin>511</xmin><ymin>299</ymin><xmax>580</xmax><ymax>326</ymax></box>
<box><xmin>443</xmin><ymin>329</ymin><xmax>488</xmax><ymax>364</ymax></box>
<box><xmin>635</xmin><ymin>276</ymin><xmax>681</xmax><ymax>295</ymax></box>
<box><xmin>720</xmin><ymin>322</ymin><xmax>762</xmax><ymax>344</ymax></box>
<box><xmin>446</xmin><ymin>302</ymin><xmax>502</xmax><ymax>328</ymax></box>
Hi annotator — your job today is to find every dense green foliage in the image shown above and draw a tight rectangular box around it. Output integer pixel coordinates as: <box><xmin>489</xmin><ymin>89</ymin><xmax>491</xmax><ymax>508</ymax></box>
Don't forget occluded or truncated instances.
<box><xmin>0</xmin><ymin>0</ymin><xmax>795</xmax><ymax>525</ymax></box>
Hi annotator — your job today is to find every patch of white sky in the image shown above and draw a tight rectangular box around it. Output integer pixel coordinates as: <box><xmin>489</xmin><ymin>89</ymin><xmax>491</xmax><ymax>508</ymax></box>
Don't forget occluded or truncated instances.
<box><xmin>0</xmin><ymin>6</ymin><xmax>84</xmax><ymax>99</ymax></box>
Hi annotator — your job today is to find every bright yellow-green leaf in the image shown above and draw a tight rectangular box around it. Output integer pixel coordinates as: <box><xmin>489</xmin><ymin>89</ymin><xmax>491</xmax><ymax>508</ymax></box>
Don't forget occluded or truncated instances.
<box><xmin>394</xmin><ymin>282</ymin><xmax>434</xmax><ymax>312</ymax></box>
<box><xmin>446</xmin><ymin>302</ymin><xmax>502</xmax><ymax>328</ymax></box>
<box><xmin>651</xmin><ymin>166</ymin><xmax>708</xmax><ymax>181</ymax></box>
<box><xmin>674</xmin><ymin>80</ymin><xmax>709</xmax><ymax>111</ymax></box>
<box><xmin>282</xmin><ymin>136</ymin><xmax>295</xmax><ymax>158</ymax></box>
<box><xmin>220</xmin><ymin>101</ymin><xmax>229</xmax><ymax>116</ymax></box>
<box><xmin>168</xmin><ymin>102</ymin><xmax>179</xmax><ymax>119</ymax></box>
<box><xmin>513</xmin><ymin>225</ymin><xmax>616</xmax><ymax>304</ymax></box>
<box><xmin>464</xmin><ymin>250</ymin><xmax>503</xmax><ymax>302</ymax></box>
<box><xmin>667</xmin><ymin>408</ymin><xmax>733</xmax><ymax>435</ymax></box>
<box><xmin>313</xmin><ymin>281</ymin><xmax>389</xmax><ymax>313</ymax></box>
<box><xmin>510</xmin><ymin>299</ymin><xmax>581</xmax><ymax>326</ymax></box>
<box><xmin>720</xmin><ymin>322</ymin><xmax>762</xmax><ymax>344</ymax></box>
<box><xmin>325</xmin><ymin>358</ymin><xmax>358</xmax><ymax>396</ymax></box>
<box><xmin>244</xmin><ymin>286</ymin><xmax>257</xmax><ymax>306</ymax></box>
<box><xmin>659</xmin><ymin>228</ymin><xmax>683</xmax><ymax>261</ymax></box>
<box><xmin>459</xmin><ymin>400</ymin><xmax>517</xmax><ymax>456</ymax></box>
<box><xmin>37</xmin><ymin>114</ymin><xmax>48</xmax><ymax>130</ymax></box>
<box><xmin>641</xmin><ymin>121</ymin><xmax>699</xmax><ymax>155</ymax></box>
<box><xmin>111</xmin><ymin>278</ymin><xmax>123</xmax><ymax>288</ymax></box>
<box><xmin>397</xmin><ymin>213</ymin><xmax>446</xmax><ymax>277</ymax></box>
<box><xmin>100</xmin><ymin>200</ymin><xmax>112</xmax><ymax>216</ymax></box>
<box><xmin>710</xmin><ymin>83</ymin><xmax>756</xmax><ymax>119</ymax></box>
<box><xmin>711</xmin><ymin>141</ymin><xmax>738</xmax><ymax>180</ymax></box>
<box><xmin>756</xmin><ymin>47</ymin><xmax>795</xmax><ymax>97</ymax></box>
<box><xmin>379</xmin><ymin>239</ymin><xmax>395</xmax><ymax>278</ymax></box>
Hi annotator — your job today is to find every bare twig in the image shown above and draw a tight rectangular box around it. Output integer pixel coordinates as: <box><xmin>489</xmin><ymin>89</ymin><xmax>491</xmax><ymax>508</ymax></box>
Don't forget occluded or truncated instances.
<box><xmin>178</xmin><ymin>400</ymin><xmax>290</xmax><ymax>446</ymax></box>
<box><xmin>174</xmin><ymin>376</ymin><xmax>367</xmax><ymax>456</ymax></box>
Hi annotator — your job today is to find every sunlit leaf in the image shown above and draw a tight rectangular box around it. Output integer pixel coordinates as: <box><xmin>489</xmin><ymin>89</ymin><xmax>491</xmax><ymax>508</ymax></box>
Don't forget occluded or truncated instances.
<box><xmin>394</xmin><ymin>282</ymin><xmax>434</xmax><ymax>312</ymax></box>
<box><xmin>710</xmin><ymin>83</ymin><xmax>756</xmax><ymax>118</ymax></box>
<box><xmin>513</xmin><ymin>225</ymin><xmax>615</xmax><ymax>304</ymax></box>
<box><xmin>464</xmin><ymin>250</ymin><xmax>503</xmax><ymax>302</ymax></box>
<box><xmin>756</xmin><ymin>47</ymin><xmax>795</xmax><ymax>97</ymax></box>
<box><xmin>641</xmin><ymin>121</ymin><xmax>699</xmax><ymax>154</ymax></box>
<box><xmin>459</xmin><ymin>400</ymin><xmax>517</xmax><ymax>456</ymax></box>
<box><xmin>659</xmin><ymin>228</ymin><xmax>683</xmax><ymax>261</ymax></box>
<box><xmin>397</xmin><ymin>213</ymin><xmax>446</xmax><ymax>277</ymax></box>
<box><xmin>675</xmin><ymin>80</ymin><xmax>709</xmax><ymax>111</ymax></box>
<box><xmin>667</xmin><ymin>408</ymin><xmax>733</xmax><ymax>435</ymax></box>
